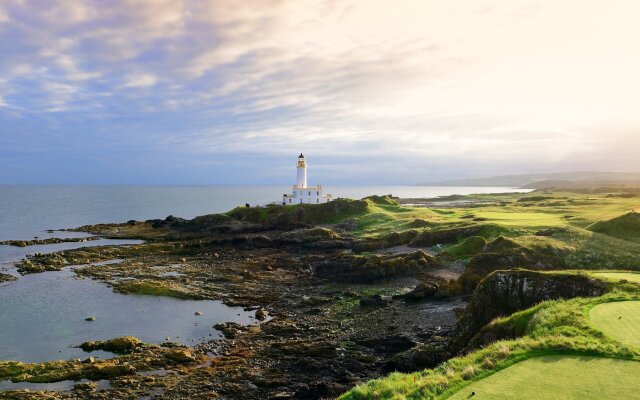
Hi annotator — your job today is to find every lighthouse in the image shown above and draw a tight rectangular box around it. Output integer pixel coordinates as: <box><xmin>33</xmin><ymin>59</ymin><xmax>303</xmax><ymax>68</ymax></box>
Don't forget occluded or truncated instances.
<box><xmin>296</xmin><ymin>153</ymin><xmax>307</xmax><ymax>188</ymax></box>
<box><xmin>283</xmin><ymin>154</ymin><xmax>333</xmax><ymax>205</ymax></box>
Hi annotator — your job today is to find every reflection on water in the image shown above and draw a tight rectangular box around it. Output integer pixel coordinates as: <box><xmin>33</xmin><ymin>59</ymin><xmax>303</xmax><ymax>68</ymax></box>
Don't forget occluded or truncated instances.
<box><xmin>0</xmin><ymin>265</ymin><xmax>253</xmax><ymax>363</ymax></box>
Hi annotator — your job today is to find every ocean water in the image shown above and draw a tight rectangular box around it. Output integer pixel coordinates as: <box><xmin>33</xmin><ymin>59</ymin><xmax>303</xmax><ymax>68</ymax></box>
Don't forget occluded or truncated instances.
<box><xmin>0</xmin><ymin>185</ymin><xmax>524</xmax><ymax>242</ymax></box>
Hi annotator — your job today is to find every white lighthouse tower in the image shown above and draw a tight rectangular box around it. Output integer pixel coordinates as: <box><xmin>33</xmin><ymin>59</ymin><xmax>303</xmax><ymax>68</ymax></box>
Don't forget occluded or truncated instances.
<box><xmin>283</xmin><ymin>154</ymin><xmax>333</xmax><ymax>205</ymax></box>
<box><xmin>296</xmin><ymin>154</ymin><xmax>307</xmax><ymax>188</ymax></box>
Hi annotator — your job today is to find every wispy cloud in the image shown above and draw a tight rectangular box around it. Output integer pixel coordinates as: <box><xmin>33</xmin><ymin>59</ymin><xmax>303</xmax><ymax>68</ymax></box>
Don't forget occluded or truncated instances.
<box><xmin>0</xmin><ymin>0</ymin><xmax>639</xmax><ymax>184</ymax></box>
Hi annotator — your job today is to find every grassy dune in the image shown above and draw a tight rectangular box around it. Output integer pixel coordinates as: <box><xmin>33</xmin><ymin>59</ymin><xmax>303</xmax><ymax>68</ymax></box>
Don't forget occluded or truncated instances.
<box><xmin>447</xmin><ymin>355</ymin><xmax>640</xmax><ymax>400</ymax></box>
<box><xmin>592</xmin><ymin>272</ymin><xmax>640</xmax><ymax>284</ymax></box>
<box><xmin>590</xmin><ymin>301</ymin><xmax>640</xmax><ymax>348</ymax></box>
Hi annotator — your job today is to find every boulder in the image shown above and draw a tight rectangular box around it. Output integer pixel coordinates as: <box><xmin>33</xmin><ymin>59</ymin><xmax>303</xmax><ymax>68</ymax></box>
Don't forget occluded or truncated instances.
<box><xmin>80</xmin><ymin>336</ymin><xmax>142</xmax><ymax>354</ymax></box>
<box><xmin>359</xmin><ymin>294</ymin><xmax>392</xmax><ymax>308</ymax></box>
<box><xmin>401</xmin><ymin>282</ymin><xmax>438</xmax><ymax>301</ymax></box>
<box><xmin>386</xmin><ymin>343</ymin><xmax>450</xmax><ymax>372</ymax></box>
<box><xmin>164</xmin><ymin>349</ymin><xmax>197</xmax><ymax>363</ymax></box>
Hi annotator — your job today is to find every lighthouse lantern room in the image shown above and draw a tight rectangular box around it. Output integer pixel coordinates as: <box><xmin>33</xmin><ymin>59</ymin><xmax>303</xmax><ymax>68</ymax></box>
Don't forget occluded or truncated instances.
<box><xmin>283</xmin><ymin>154</ymin><xmax>333</xmax><ymax>205</ymax></box>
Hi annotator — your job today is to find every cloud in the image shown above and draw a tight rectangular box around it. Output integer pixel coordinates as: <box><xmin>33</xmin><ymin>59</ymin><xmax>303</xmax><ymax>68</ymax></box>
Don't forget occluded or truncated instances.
<box><xmin>121</xmin><ymin>73</ymin><xmax>158</xmax><ymax>88</ymax></box>
<box><xmin>0</xmin><ymin>0</ymin><xmax>639</xmax><ymax>184</ymax></box>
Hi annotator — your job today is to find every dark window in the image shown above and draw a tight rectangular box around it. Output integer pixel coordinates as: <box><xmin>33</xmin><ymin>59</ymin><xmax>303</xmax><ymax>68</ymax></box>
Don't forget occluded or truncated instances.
<box><xmin>308</xmin><ymin>191</ymin><xmax>311</xmax><ymax>195</ymax></box>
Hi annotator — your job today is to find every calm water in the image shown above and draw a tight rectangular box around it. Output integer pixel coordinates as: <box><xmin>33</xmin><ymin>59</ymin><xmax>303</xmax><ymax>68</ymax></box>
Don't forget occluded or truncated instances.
<box><xmin>0</xmin><ymin>264</ymin><xmax>253</xmax><ymax>362</ymax></box>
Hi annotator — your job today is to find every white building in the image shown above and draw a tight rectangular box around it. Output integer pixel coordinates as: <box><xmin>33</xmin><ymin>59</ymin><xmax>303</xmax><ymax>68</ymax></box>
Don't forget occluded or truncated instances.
<box><xmin>283</xmin><ymin>154</ymin><xmax>333</xmax><ymax>205</ymax></box>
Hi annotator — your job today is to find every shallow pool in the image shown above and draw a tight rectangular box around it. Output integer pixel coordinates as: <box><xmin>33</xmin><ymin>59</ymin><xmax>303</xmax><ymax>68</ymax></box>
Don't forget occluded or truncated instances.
<box><xmin>0</xmin><ymin>264</ymin><xmax>253</xmax><ymax>362</ymax></box>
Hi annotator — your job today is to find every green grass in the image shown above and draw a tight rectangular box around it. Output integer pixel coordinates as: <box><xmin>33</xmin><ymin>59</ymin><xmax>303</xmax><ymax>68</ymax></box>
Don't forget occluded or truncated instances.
<box><xmin>592</xmin><ymin>272</ymin><xmax>640</xmax><ymax>284</ymax></box>
<box><xmin>589</xmin><ymin>301</ymin><xmax>640</xmax><ymax>348</ymax></box>
<box><xmin>588</xmin><ymin>212</ymin><xmax>640</xmax><ymax>242</ymax></box>
<box><xmin>447</xmin><ymin>355</ymin><xmax>640</xmax><ymax>400</ymax></box>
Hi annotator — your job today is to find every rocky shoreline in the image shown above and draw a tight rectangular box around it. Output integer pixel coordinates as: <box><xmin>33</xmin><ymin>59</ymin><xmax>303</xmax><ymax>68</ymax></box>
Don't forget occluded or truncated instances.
<box><xmin>0</xmin><ymin>197</ymin><xmax>469</xmax><ymax>399</ymax></box>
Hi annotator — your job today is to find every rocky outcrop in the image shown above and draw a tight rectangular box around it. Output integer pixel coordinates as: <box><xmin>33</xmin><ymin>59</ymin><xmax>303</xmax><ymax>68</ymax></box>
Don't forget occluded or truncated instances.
<box><xmin>0</xmin><ymin>273</ymin><xmax>17</xmax><ymax>283</ymax></box>
<box><xmin>0</xmin><ymin>236</ymin><xmax>101</xmax><ymax>247</ymax></box>
<box><xmin>456</xmin><ymin>269</ymin><xmax>609</xmax><ymax>346</ymax></box>
<box><xmin>312</xmin><ymin>250</ymin><xmax>441</xmax><ymax>283</ymax></box>
<box><xmin>80</xmin><ymin>336</ymin><xmax>142</xmax><ymax>354</ymax></box>
<box><xmin>399</xmin><ymin>278</ymin><xmax>455</xmax><ymax>301</ymax></box>
<box><xmin>279</xmin><ymin>227</ymin><xmax>352</xmax><ymax>249</ymax></box>
<box><xmin>458</xmin><ymin>236</ymin><xmax>566</xmax><ymax>293</ymax></box>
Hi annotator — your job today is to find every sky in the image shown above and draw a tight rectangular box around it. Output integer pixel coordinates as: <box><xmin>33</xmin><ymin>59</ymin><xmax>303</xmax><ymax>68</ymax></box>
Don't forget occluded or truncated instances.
<box><xmin>0</xmin><ymin>0</ymin><xmax>639</xmax><ymax>185</ymax></box>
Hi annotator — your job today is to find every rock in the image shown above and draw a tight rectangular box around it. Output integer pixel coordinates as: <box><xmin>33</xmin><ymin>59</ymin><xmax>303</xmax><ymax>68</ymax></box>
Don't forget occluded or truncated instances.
<box><xmin>386</xmin><ymin>343</ymin><xmax>450</xmax><ymax>372</ymax></box>
<box><xmin>402</xmin><ymin>282</ymin><xmax>438</xmax><ymax>301</ymax></box>
<box><xmin>313</xmin><ymin>250</ymin><xmax>440</xmax><ymax>283</ymax></box>
<box><xmin>194</xmin><ymin>311</ymin><xmax>203</xmax><ymax>316</ymax></box>
<box><xmin>359</xmin><ymin>294</ymin><xmax>392</xmax><ymax>308</ymax></box>
<box><xmin>0</xmin><ymin>273</ymin><xmax>17</xmax><ymax>283</ymax></box>
<box><xmin>457</xmin><ymin>270</ymin><xmax>610</xmax><ymax>347</ymax></box>
<box><xmin>80</xmin><ymin>336</ymin><xmax>142</xmax><ymax>354</ymax></box>
<box><xmin>214</xmin><ymin>322</ymin><xmax>247</xmax><ymax>339</ymax></box>
<box><xmin>73</xmin><ymin>382</ymin><xmax>97</xmax><ymax>391</ymax></box>
<box><xmin>86</xmin><ymin>362</ymin><xmax>136</xmax><ymax>379</ymax></box>
<box><xmin>255</xmin><ymin>309</ymin><xmax>269</xmax><ymax>320</ymax></box>
<box><xmin>165</xmin><ymin>348</ymin><xmax>196</xmax><ymax>363</ymax></box>
<box><xmin>85</xmin><ymin>316</ymin><xmax>96</xmax><ymax>321</ymax></box>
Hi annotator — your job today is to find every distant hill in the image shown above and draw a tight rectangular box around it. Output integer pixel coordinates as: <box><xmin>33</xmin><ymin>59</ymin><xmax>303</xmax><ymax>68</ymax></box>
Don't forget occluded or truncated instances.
<box><xmin>420</xmin><ymin>171</ymin><xmax>640</xmax><ymax>189</ymax></box>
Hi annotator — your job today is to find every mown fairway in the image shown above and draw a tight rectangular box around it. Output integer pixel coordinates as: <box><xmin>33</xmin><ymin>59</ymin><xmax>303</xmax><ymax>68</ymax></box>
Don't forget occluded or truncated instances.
<box><xmin>447</xmin><ymin>355</ymin><xmax>640</xmax><ymax>400</ymax></box>
<box><xmin>592</xmin><ymin>272</ymin><xmax>640</xmax><ymax>284</ymax></box>
<box><xmin>589</xmin><ymin>300</ymin><xmax>640</xmax><ymax>348</ymax></box>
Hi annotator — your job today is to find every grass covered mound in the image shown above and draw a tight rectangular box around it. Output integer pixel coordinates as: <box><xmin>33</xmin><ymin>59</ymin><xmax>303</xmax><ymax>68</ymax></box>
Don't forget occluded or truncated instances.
<box><xmin>592</xmin><ymin>272</ymin><xmax>640</xmax><ymax>284</ymax></box>
<box><xmin>447</xmin><ymin>355</ymin><xmax>640</xmax><ymax>400</ymax></box>
<box><xmin>588</xmin><ymin>211</ymin><xmax>640</xmax><ymax>242</ymax></box>
<box><xmin>227</xmin><ymin>197</ymin><xmax>374</xmax><ymax>226</ymax></box>
<box><xmin>589</xmin><ymin>301</ymin><xmax>640</xmax><ymax>348</ymax></box>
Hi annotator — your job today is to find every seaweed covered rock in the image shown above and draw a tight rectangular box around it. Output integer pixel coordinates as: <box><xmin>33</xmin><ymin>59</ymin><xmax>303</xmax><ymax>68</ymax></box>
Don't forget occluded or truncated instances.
<box><xmin>0</xmin><ymin>273</ymin><xmax>17</xmax><ymax>283</ymax></box>
<box><xmin>80</xmin><ymin>336</ymin><xmax>142</xmax><ymax>354</ymax></box>
<box><xmin>456</xmin><ymin>270</ymin><xmax>609</xmax><ymax>346</ymax></box>
<box><xmin>313</xmin><ymin>250</ymin><xmax>440</xmax><ymax>283</ymax></box>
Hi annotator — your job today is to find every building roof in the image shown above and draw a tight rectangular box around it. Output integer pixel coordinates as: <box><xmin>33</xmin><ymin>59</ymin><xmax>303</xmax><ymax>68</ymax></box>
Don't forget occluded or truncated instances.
<box><xmin>298</xmin><ymin>153</ymin><xmax>304</xmax><ymax>158</ymax></box>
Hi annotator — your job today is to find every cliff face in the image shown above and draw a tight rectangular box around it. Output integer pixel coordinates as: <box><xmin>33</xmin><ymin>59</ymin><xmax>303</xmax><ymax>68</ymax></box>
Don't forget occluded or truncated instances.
<box><xmin>458</xmin><ymin>236</ymin><xmax>567</xmax><ymax>293</ymax></box>
<box><xmin>456</xmin><ymin>269</ymin><xmax>609</xmax><ymax>347</ymax></box>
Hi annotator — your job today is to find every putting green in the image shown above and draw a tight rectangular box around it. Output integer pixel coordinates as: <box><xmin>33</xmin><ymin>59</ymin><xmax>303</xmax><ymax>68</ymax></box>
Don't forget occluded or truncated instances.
<box><xmin>592</xmin><ymin>272</ymin><xmax>640</xmax><ymax>284</ymax></box>
<box><xmin>589</xmin><ymin>301</ymin><xmax>640</xmax><ymax>348</ymax></box>
<box><xmin>447</xmin><ymin>355</ymin><xmax>640</xmax><ymax>399</ymax></box>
